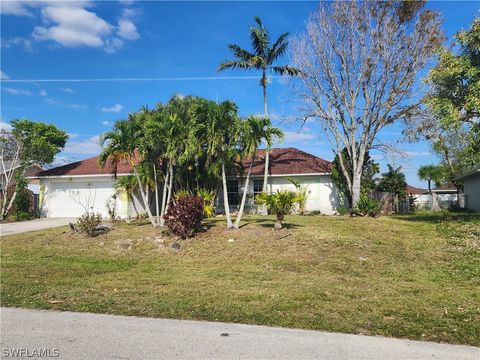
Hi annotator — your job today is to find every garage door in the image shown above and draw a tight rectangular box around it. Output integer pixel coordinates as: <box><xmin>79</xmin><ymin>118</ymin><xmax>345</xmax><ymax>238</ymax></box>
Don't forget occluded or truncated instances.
<box><xmin>47</xmin><ymin>181</ymin><xmax>116</xmax><ymax>218</ymax></box>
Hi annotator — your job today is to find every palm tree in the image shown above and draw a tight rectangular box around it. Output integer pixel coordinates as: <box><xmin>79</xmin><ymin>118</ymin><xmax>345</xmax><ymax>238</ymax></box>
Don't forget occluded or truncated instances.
<box><xmin>99</xmin><ymin>117</ymin><xmax>157</xmax><ymax>226</ymax></box>
<box><xmin>218</xmin><ymin>16</ymin><xmax>301</xmax><ymax>198</ymax></box>
<box><xmin>234</xmin><ymin>116</ymin><xmax>283</xmax><ymax>228</ymax></box>
<box><xmin>255</xmin><ymin>189</ymin><xmax>300</xmax><ymax>229</ymax></box>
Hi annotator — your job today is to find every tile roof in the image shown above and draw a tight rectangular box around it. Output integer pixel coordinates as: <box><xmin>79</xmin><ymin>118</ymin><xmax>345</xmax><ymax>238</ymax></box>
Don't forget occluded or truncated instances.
<box><xmin>238</xmin><ymin>147</ymin><xmax>332</xmax><ymax>176</ymax></box>
<box><xmin>406</xmin><ymin>185</ymin><xmax>427</xmax><ymax>195</ymax></box>
<box><xmin>37</xmin><ymin>148</ymin><xmax>333</xmax><ymax>178</ymax></box>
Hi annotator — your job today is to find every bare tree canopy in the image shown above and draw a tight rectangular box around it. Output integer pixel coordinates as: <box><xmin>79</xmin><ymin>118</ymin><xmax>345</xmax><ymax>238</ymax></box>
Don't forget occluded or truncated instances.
<box><xmin>290</xmin><ymin>0</ymin><xmax>443</xmax><ymax>207</ymax></box>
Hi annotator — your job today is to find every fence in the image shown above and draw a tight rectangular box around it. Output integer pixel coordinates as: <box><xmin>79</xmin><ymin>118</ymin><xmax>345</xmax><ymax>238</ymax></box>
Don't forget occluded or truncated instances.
<box><xmin>0</xmin><ymin>185</ymin><xmax>38</xmax><ymax>218</ymax></box>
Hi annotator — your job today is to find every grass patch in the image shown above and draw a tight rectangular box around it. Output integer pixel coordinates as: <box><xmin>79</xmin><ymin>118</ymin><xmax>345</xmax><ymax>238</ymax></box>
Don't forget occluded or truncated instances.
<box><xmin>1</xmin><ymin>212</ymin><xmax>479</xmax><ymax>345</ymax></box>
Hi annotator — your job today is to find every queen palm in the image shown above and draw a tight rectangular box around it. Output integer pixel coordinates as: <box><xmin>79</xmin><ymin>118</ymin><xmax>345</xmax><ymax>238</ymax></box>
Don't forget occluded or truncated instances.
<box><xmin>234</xmin><ymin>116</ymin><xmax>283</xmax><ymax>229</ymax></box>
<box><xmin>218</xmin><ymin>16</ymin><xmax>301</xmax><ymax>197</ymax></box>
<box><xmin>114</xmin><ymin>175</ymin><xmax>141</xmax><ymax>217</ymax></box>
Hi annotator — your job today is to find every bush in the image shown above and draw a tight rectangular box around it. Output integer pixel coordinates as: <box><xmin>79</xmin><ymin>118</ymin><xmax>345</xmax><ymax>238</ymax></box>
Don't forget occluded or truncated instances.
<box><xmin>354</xmin><ymin>194</ymin><xmax>380</xmax><ymax>217</ymax></box>
<box><xmin>336</xmin><ymin>206</ymin><xmax>349</xmax><ymax>216</ymax></box>
<box><xmin>105</xmin><ymin>195</ymin><xmax>118</xmax><ymax>222</ymax></box>
<box><xmin>77</xmin><ymin>212</ymin><xmax>102</xmax><ymax>237</ymax></box>
<box><xmin>163</xmin><ymin>195</ymin><xmax>204</xmax><ymax>238</ymax></box>
<box><xmin>255</xmin><ymin>190</ymin><xmax>299</xmax><ymax>229</ymax></box>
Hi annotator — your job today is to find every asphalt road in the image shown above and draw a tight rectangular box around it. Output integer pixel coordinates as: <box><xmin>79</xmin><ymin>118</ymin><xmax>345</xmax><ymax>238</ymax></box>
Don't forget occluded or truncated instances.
<box><xmin>1</xmin><ymin>308</ymin><xmax>478</xmax><ymax>360</ymax></box>
<box><xmin>0</xmin><ymin>217</ymin><xmax>75</xmax><ymax>236</ymax></box>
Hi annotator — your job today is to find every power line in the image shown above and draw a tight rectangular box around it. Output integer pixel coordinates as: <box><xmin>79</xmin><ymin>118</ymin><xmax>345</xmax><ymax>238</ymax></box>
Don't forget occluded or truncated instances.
<box><xmin>1</xmin><ymin>75</ymin><xmax>282</xmax><ymax>83</ymax></box>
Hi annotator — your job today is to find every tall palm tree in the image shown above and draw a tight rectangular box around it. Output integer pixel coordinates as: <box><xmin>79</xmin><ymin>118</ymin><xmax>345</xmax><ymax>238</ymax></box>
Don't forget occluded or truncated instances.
<box><xmin>418</xmin><ymin>165</ymin><xmax>446</xmax><ymax>193</ymax></box>
<box><xmin>235</xmin><ymin>116</ymin><xmax>283</xmax><ymax>228</ymax></box>
<box><xmin>99</xmin><ymin>117</ymin><xmax>157</xmax><ymax>226</ymax></box>
<box><xmin>218</xmin><ymin>16</ymin><xmax>301</xmax><ymax>198</ymax></box>
<box><xmin>114</xmin><ymin>175</ymin><xmax>140</xmax><ymax>217</ymax></box>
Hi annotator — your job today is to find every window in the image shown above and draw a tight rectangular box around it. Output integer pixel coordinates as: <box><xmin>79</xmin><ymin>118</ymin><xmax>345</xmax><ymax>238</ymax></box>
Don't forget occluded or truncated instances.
<box><xmin>253</xmin><ymin>179</ymin><xmax>263</xmax><ymax>198</ymax></box>
<box><xmin>227</xmin><ymin>180</ymin><xmax>239</xmax><ymax>206</ymax></box>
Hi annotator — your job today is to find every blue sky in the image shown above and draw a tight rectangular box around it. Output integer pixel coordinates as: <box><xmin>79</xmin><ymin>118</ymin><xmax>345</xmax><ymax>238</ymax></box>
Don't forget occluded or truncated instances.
<box><xmin>1</xmin><ymin>1</ymin><xmax>479</xmax><ymax>188</ymax></box>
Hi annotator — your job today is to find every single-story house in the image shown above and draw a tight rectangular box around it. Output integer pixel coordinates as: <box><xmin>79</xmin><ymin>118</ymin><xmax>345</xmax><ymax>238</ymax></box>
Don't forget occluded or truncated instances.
<box><xmin>217</xmin><ymin>147</ymin><xmax>340</xmax><ymax>215</ymax></box>
<box><xmin>33</xmin><ymin>147</ymin><xmax>340</xmax><ymax>218</ymax></box>
<box><xmin>456</xmin><ymin>168</ymin><xmax>480</xmax><ymax>211</ymax></box>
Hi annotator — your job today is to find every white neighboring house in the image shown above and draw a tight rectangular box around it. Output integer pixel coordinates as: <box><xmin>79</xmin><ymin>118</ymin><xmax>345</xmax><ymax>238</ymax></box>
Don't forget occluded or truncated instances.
<box><xmin>457</xmin><ymin>168</ymin><xmax>480</xmax><ymax>211</ymax></box>
<box><xmin>33</xmin><ymin>156</ymin><xmax>150</xmax><ymax>218</ymax></box>
<box><xmin>217</xmin><ymin>147</ymin><xmax>340</xmax><ymax>215</ymax></box>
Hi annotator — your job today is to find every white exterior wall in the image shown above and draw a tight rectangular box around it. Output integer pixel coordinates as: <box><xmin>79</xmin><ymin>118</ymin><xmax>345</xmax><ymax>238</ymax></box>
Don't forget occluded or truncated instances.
<box><xmin>217</xmin><ymin>174</ymin><xmax>340</xmax><ymax>215</ymax></box>
<box><xmin>40</xmin><ymin>176</ymin><xmax>155</xmax><ymax>218</ymax></box>
<box><xmin>464</xmin><ymin>175</ymin><xmax>480</xmax><ymax>211</ymax></box>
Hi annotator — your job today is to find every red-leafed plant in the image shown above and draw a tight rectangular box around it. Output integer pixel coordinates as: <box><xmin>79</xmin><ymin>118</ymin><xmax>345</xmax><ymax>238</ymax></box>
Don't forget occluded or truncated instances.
<box><xmin>163</xmin><ymin>195</ymin><xmax>204</xmax><ymax>238</ymax></box>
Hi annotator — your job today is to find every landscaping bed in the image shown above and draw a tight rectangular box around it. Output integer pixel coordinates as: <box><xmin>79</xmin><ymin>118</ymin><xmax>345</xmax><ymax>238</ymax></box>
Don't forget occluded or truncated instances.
<box><xmin>1</xmin><ymin>212</ymin><xmax>479</xmax><ymax>346</ymax></box>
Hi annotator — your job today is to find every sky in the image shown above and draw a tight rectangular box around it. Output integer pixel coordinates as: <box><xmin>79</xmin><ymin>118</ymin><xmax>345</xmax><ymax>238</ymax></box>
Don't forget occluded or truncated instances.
<box><xmin>1</xmin><ymin>1</ymin><xmax>479</xmax><ymax>188</ymax></box>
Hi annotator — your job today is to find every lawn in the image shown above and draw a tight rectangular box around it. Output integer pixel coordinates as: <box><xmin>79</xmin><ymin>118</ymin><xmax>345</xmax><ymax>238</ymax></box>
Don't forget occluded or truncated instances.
<box><xmin>1</xmin><ymin>212</ymin><xmax>479</xmax><ymax>346</ymax></box>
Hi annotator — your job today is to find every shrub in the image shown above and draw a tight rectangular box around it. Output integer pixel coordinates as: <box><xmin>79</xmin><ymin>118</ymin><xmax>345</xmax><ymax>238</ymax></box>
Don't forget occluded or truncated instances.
<box><xmin>354</xmin><ymin>194</ymin><xmax>380</xmax><ymax>217</ymax></box>
<box><xmin>163</xmin><ymin>195</ymin><xmax>204</xmax><ymax>238</ymax></box>
<box><xmin>255</xmin><ymin>190</ymin><xmax>299</xmax><ymax>229</ymax></box>
<box><xmin>77</xmin><ymin>212</ymin><xmax>102</xmax><ymax>237</ymax></box>
<box><xmin>105</xmin><ymin>195</ymin><xmax>118</xmax><ymax>222</ymax></box>
<box><xmin>336</xmin><ymin>206</ymin><xmax>349</xmax><ymax>216</ymax></box>
<box><xmin>196</xmin><ymin>188</ymin><xmax>216</xmax><ymax>218</ymax></box>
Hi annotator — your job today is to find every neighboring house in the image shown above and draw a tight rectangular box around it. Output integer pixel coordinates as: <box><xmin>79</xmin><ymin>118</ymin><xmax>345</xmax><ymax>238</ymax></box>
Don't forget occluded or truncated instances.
<box><xmin>422</xmin><ymin>182</ymin><xmax>459</xmax><ymax>210</ymax></box>
<box><xmin>456</xmin><ymin>168</ymin><xmax>480</xmax><ymax>211</ymax></box>
<box><xmin>406</xmin><ymin>185</ymin><xmax>427</xmax><ymax>196</ymax></box>
<box><xmin>33</xmin><ymin>157</ymin><xmax>151</xmax><ymax>218</ymax></box>
<box><xmin>217</xmin><ymin>147</ymin><xmax>340</xmax><ymax>215</ymax></box>
<box><xmin>0</xmin><ymin>161</ymin><xmax>43</xmax><ymax>193</ymax></box>
<box><xmin>34</xmin><ymin>147</ymin><xmax>341</xmax><ymax>218</ymax></box>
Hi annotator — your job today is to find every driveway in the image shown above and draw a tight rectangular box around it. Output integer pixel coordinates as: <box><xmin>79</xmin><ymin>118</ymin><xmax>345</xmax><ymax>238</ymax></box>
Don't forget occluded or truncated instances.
<box><xmin>0</xmin><ymin>217</ymin><xmax>76</xmax><ymax>236</ymax></box>
<box><xmin>1</xmin><ymin>308</ymin><xmax>478</xmax><ymax>360</ymax></box>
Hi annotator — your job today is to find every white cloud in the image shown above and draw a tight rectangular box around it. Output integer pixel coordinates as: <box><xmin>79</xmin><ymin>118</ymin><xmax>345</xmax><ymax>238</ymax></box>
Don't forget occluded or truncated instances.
<box><xmin>0</xmin><ymin>122</ymin><xmax>13</xmax><ymax>132</ymax></box>
<box><xmin>102</xmin><ymin>120</ymin><xmax>113</xmax><ymax>126</ymax></box>
<box><xmin>60</xmin><ymin>87</ymin><xmax>75</xmax><ymax>93</ymax></box>
<box><xmin>67</xmin><ymin>104</ymin><xmax>86</xmax><ymax>109</ymax></box>
<box><xmin>63</xmin><ymin>135</ymin><xmax>101</xmax><ymax>155</ymax></box>
<box><xmin>101</xmin><ymin>104</ymin><xmax>123</xmax><ymax>113</ymax></box>
<box><xmin>117</xmin><ymin>19</ymin><xmax>139</xmax><ymax>40</ymax></box>
<box><xmin>39</xmin><ymin>89</ymin><xmax>47</xmax><ymax>96</ymax></box>
<box><xmin>4</xmin><ymin>1</ymin><xmax>140</xmax><ymax>53</ymax></box>
<box><xmin>3</xmin><ymin>87</ymin><xmax>32</xmax><ymax>96</ymax></box>
<box><xmin>284</xmin><ymin>130</ymin><xmax>316</xmax><ymax>143</ymax></box>
<box><xmin>0</xmin><ymin>70</ymin><xmax>9</xmax><ymax>80</ymax></box>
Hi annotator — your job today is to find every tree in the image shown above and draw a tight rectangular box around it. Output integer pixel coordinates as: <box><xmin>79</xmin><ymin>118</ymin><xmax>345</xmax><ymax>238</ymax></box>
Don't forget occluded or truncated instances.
<box><xmin>1</xmin><ymin>119</ymin><xmax>67</xmax><ymax>220</ymax></box>
<box><xmin>290</xmin><ymin>1</ymin><xmax>443</xmax><ymax>208</ymax></box>
<box><xmin>234</xmin><ymin>116</ymin><xmax>283</xmax><ymax>229</ymax></box>
<box><xmin>99</xmin><ymin>118</ymin><xmax>157</xmax><ymax>226</ymax></box>
<box><xmin>218</xmin><ymin>16</ymin><xmax>301</xmax><ymax>198</ymax></box>
<box><xmin>330</xmin><ymin>147</ymin><xmax>379</xmax><ymax>207</ymax></box>
<box><xmin>114</xmin><ymin>175</ymin><xmax>141</xmax><ymax>217</ymax></box>
<box><xmin>377</xmin><ymin>164</ymin><xmax>408</xmax><ymax>197</ymax></box>
<box><xmin>419</xmin><ymin>17</ymin><xmax>480</xmax><ymax>182</ymax></box>
<box><xmin>418</xmin><ymin>165</ymin><xmax>445</xmax><ymax>193</ymax></box>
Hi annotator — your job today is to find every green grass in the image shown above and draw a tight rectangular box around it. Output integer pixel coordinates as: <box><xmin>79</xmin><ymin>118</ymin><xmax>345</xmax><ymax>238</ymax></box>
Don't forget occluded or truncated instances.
<box><xmin>1</xmin><ymin>211</ymin><xmax>479</xmax><ymax>346</ymax></box>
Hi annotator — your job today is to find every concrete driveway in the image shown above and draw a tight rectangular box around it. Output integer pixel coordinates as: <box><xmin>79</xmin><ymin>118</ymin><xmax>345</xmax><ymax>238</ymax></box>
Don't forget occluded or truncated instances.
<box><xmin>0</xmin><ymin>217</ymin><xmax>76</xmax><ymax>236</ymax></box>
<box><xmin>1</xmin><ymin>308</ymin><xmax>478</xmax><ymax>360</ymax></box>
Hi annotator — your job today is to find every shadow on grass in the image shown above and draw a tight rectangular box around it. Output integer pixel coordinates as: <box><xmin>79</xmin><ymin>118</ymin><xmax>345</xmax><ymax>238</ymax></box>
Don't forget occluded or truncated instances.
<box><xmin>390</xmin><ymin>211</ymin><xmax>480</xmax><ymax>223</ymax></box>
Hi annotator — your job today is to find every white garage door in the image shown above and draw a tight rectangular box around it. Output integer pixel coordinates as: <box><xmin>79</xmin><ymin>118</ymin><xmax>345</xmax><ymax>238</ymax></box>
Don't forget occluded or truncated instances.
<box><xmin>47</xmin><ymin>181</ymin><xmax>116</xmax><ymax>218</ymax></box>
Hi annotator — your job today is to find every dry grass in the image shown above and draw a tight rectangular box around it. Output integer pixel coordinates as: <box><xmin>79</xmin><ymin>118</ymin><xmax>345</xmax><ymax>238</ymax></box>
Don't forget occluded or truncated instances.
<box><xmin>1</xmin><ymin>211</ymin><xmax>479</xmax><ymax>345</ymax></box>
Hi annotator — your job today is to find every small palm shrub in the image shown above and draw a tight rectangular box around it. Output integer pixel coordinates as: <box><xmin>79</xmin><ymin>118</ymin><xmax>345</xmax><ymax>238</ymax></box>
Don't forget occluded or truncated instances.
<box><xmin>77</xmin><ymin>212</ymin><xmax>102</xmax><ymax>237</ymax></box>
<box><xmin>354</xmin><ymin>194</ymin><xmax>380</xmax><ymax>217</ymax></box>
<box><xmin>163</xmin><ymin>195</ymin><xmax>204</xmax><ymax>238</ymax></box>
<box><xmin>255</xmin><ymin>190</ymin><xmax>299</xmax><ymax>229</ymax></box>
<box><xmin>197</xmin><ymin>188</ymin><xmax>216</xmax><ymax>218</ymax></box>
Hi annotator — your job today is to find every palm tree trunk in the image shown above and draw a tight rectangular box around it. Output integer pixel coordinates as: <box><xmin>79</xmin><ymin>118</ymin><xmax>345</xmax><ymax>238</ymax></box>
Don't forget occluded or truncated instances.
<box><xmin>130</xmin><ymin>193</ymin><xmax>140</xmax><ymax>217</ymax></box>
<box><xmin>153</xmin><ymin>162</ymin><xmax>160</xmax><ymax>222</ymax></box>
<box><xmin>159</xmin><ymin>169</ymin><xmax>169</xmax><ymax>227</ymax></box>
<box><xmin>221</xmin><ymin>158</ymin><xmax>233</xmax><ymax>228</ymax></box>
<box><xmin>133</xmin><ymin>167</ymin><xmax>157</xmax><ymax>226</ymax></box>
<box><xmin>261</xmin><ymin>74</ymin><xmax>269</xmax><ymax>215</ymax></box>
<box><xmin>163</xmin><ymin>162</ymin><xmax>174</xmax><ymax>217</ymax></box>
<box><xmin>234</xmin><ymin>154</ymin><xmax>255</xmax><ymax>229</ymax></box>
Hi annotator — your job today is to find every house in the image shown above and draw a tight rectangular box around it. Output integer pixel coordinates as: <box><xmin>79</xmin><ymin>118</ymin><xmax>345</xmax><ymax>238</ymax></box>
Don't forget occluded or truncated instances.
<box><xmin>406</xmin><ymin>185</ymin><xmax>427</xmax><ymax>196</ymax></box>
<box><xmin>217</xmin><ymin>147</ymin><xmax>340</xmax><ymax>215</ymax></box>
<box><xmin>456</xmin><ymin>168</ymin><xmax>480</xmax><ymax>211</ymax></box>
<box><xmin>33</xmin><ymin>156</ymin><xmax>151</xmax><ymax>218</ymax></box>
<box><xmin>33</xmin><ymin>147</ymin><xmax>341</xmax><ymax>218</ymax></box>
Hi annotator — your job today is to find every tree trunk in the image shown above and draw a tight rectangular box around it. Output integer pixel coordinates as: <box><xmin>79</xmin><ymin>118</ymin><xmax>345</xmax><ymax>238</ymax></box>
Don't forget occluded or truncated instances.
<box><xmin>234</xmin><ymin>154</ymin><xmax>255</xmax><ymax>229</ymax></box>
<box><xmin>221</xmin><ymin>159</ymin><xmax>233</xmax><ymax>229</ymax></box>
<box><xmin>153</xmin><ymin>162</ymin><xmax>160</xmax><ymax>222</ymax></box>
<box><xmin>163</xmin><ymin>162</ymin><xmax>174</xmax><ymax>217</ymax></box>
<box><xmin>133</xmin><ymin>167</ymin><xmax>157</xmax><ymax>226</ymax></box>
<box><xmin>351</xmin><ymin>170</ymin><xmax>362</xmax><ymax>209</ymax></box>
<box><xmin>3</xmin><ymin>191</ymin><xmax>17</xmax><ymax>220</ymax></box>
<box><xmin>159</xmin><ymin>169</ymin><xmax>169</xmax><ymax>227</ymax></box>
<box><xmin>130</xmin><ymin>192</ymin><xmax>140</xmax><ymax>217</ymax></box>
<box><xmin>260</xmin><ymin>72</ymin><xmax>269</xmax><ymax>215</ymax></box>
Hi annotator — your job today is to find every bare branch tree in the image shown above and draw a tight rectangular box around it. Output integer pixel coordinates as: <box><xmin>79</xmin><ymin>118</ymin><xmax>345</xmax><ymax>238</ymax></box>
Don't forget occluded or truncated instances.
<box><xmin>290</xmin><ymin>1</ymin><xmax>443</xmax><ymax>207</ymax></box>
<box><xmin>0</xmin><ymin>130</ymin><xmax>21</xmax><ymax>220</ymax></box>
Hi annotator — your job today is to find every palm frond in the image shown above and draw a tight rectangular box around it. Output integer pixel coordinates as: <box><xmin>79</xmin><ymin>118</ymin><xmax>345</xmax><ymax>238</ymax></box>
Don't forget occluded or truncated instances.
<box><xmin>227</xmin><ymin>44</ymin><xmax>255</xmax><ymax>62</ymax></box>
<box><xmin>268</xmin><ymin>42</ymin><xmax>288</xmax><ymax>63</ymax></box>
<box><xmin>270</xmin><ymin>65</ymin><xmax>304</xmax><ymax>76</ymax></box>
<box><xmin>218</xmin><ymin>60</ymin><xmax>252</xmax><ymax>72</ymax></box>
